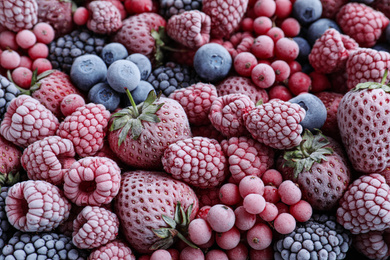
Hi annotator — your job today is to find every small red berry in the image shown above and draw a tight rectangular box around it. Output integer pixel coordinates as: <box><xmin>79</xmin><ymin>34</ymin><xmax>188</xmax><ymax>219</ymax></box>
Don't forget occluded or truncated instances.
<box><xmin>241</xmin><ymin>17</ymin><xmax>254</xmax><ymax>32</ymax></box>
<box><xmin>19</xmin><ymin>56</ymin><xmax>33</xmax><ymax>69</ymax></box>
<box><xmin>0</xmin><ymin>31</ymin><xmax>18</xmax><ymax>50</ymax></box>
<box><xmin>289</xmin><ymin>200</ymin><xmax>313</xmax><ymax>222</ymax></box>
<box><xmin>275</xmin><ymin>0</ymin><xmax>293</xmax><ymax>18</ymax></box>
<box><xmin>234</xmin><ymin>52</ymin><xmax>258</xmax><ymax>77</ymax></box>
<box><xmin>251</xmin><ymin>63</ymin><xmax>275</xmax><ymax>89</ymax></box>
<box><xmin>33</xmin><ymin>22</ymin><xmax>55</xmax><ymax>44</ymax></box>
<box><xmin>268</xmin><ymin>85</ymin><xmax>293</xmax><ymax>101</ymax></box>
<box><xmin>251</xmin><ymin>35</ymin><xmax>274</xmax><ymax>59</ymax></box>
<box><xmin>16</xmin><ymin>29</ymin><xmax>37</xmax><ymax>49</ymax></box>
<box><xmin>28</xmin><ymin>42</ymin><xmax>49</xmax><ymax>60</ymax></box>
<box><xmin>0</xmin><ymin>49</ymin><xmax>20</xmax><ymax>70</ymax></box>
<box><xmin>309</xmin><ymin>71</ymin><xmax>331</xmax><ymax>93</ymax></box>
<box><xmin>274</xmin><ymin>212</ymin><xmax>296</xmax><ymax>234</ymax></box>
<box><xmin>31</xmin><ymin>58</ymin><xmax>52</xmax><ymax>74</ymax></box>
<box><xmin>280</xmin><ymin>17</ymin><xmax>300</xmax><ymax>37</ymax></box>
<box><xmin>271</xmin><ymin>60</ymin><xmax>290</xmax><ymax>82</ymax></box>
<box><xmin>288</xmin><ymin>71</ymin><xmax>312</xmax><ymax>95</ymax></box>
<box><xmin>73</xmin><ymin>7</ymin><xmax>89</xmax><ymax>26</ymax></box>
<box><xmin>266</xmin><ymin>27</ymin><xmax>285</xmax><ymax>42</ymax></box>
<box><xmin>11</xmin><ymin>67</ymin><xmax>32</xmax><ymax>89</ymax></box>
<box><xmin>253</xmin><ymin>16</ymin><xmax>273</xmax><ymax>35</ymax></box>
<box><xmin>254</xmin><ymin>0</ymin><xmax>276</xmax><ymax>17</ymax></box>
<box><xmin>247</xmin><ymin>223</ymin><xmax>273</xmax><ymax>250</ymax></box>
<box><xmin>275</xmin><ymin>37</ymin><xmax>299</xmax><ymax>61</ymax></box>
<box><xmin>124</xmin><ymin>0</ymin><xmax>153</xmax><ymax>14</ymax></box>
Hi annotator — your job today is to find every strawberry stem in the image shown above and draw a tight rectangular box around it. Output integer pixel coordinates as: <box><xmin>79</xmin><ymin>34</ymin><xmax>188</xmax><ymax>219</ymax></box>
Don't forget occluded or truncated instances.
<box><xmin>382</xmin><ymin>69</ymin><xmax>388</xmax><ymax>85</ymax></box>
<box><xmin>125</xmin><ymin>87</ymin><xmax>139</xmax><ymax>117</ymax></box>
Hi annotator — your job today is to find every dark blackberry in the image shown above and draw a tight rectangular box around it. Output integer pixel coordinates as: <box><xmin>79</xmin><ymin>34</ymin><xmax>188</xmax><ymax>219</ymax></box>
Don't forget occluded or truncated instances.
<box><xmin>146</xmin><ymin>61</ymin><xmax>201</xmax><ymax>96</ymax></box>
<box><xmin>159</xmin><ymin>0</ymin><xmax>203</xmax><ymax>19</ymax></box>
<box><xmin>274</xmin><ymin>214</ymin><xmax>352</xmax><ymax>260</ymax></box>
<box><xmin>0</xmin><ymin>187</ymin><xmax>15</xmax><ymax>249</ymax></box>
<box><xmin>0</xmin><ymin>231</ymin><xmax>89</xmax><ymax>260</ymax></box>
<box><xmin>48</xmin><ymin>27</ymin><xmax>107</xmax><ymax>74</ymax></box>
<box><xmin>0</xmin><ymin>75</ymin><xmax>20</xmax><ymax>123</ymax></box>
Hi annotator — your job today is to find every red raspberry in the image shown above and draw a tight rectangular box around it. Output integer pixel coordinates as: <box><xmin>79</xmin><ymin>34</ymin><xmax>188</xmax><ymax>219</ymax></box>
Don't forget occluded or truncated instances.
<box><xmin>209</xmin><ymin>94</ymin><xmax>255</xmax><ymax>138</ymax></box>
<box><xmin>57</xmin><ymin>103</ymin><xmax>111</xmax><ymax>157</ymax></box>
<box><xmin>353</xmin><ymin>231</ymin><xmax>390</xmax><ymax>260</ymax></box>
<box><xmin>87</xmin><ymin>0</ymin><xmax>122</xmax><ymax>34</ymax></box>
<box><xmin>337</xmin><ymin>173</ymin><xmax>390</xmax><ymax>234</ymax></box>
<box><xmin>88</xmin><ymin>239</ymin><xmax>136</xmax><ymax>260</ymax></box>
<box><xmin>0</xmin><ymin>95</ymin><xmax>59</xmax><ymax>148</ymax></box>
<box><xmin>63</xmin><ymin>156</ymin><xmax>121</xmax><ymax>207</ymax></box>
<box><xmin>315</xmin><ymin>91</ymin><xmax>343</xmax><ymax>141</ymax></box>
<box><xmin>309</xmin><ymin>28</ymin><xmax>359</xmax><ymax>74</ymax></box>
<box><xmin>216</xmin><ymin>76</ymin><xmax>269</xmax><ymax>104</ymax></box>
<box><xmin>221</xmin><ymin>32</ymin><xmax>254</xmax><ymax>59</ymax></box>
<box><xmin>320</xmin><ymin>0</ymin><xmax>348</xmax><ymax>19</ymax></box>
<box><xmin>243</xmin><ymin>99</ymin><xmax>306</xmax><ymax>150</ymax></box>
<box><xmin>221</xmin><ymin>136</ymin><xmax>275</xmax><ymax>182</ymax></box>
<box><xmin>6</xmin><ymin>180</ymin><xmax>71</xmax><ymax>232</ymax></box>
<box><xmin>72</xmin><ymin>206</ymin><xmax>120</xmax><ymax>249</ymax></box>
<box><xmin>166</xmin><ymin>10</ymin><xmax>211</xmax><ymax>49</ymax></box>
<box><xmin>169</xmin><ymin>82</ymin><xmax>218</xmax><ymax>126</ymax></box>
<box><xmin>336</xmin><ymin>2</ymin><xmax>389</xmax><ymax>47</ymax></box>
<box><xmin>346</xmin><ymin>48</ymin><xmax>390</xmax><ymax>91</ymax></box>
<box><xmin>202</xmin><ymin>0</ymin><xmax>248</xmax><ymax>39</ymax></box>
<box><xmin>21</xmin><ymin>136</ymin><xmax>76</xmax><ymax>185</ymax></box>
<box><xmin>162</xmin><ymin>137</ymin><xmax>228</xmax><ymax>189</ymax></box>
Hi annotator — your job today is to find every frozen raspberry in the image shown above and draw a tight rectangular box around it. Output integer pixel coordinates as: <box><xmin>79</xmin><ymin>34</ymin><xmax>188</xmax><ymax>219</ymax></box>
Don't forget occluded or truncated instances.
<box><xmin>6</xmin><ymin>180</ymin><xmax>71</xmax><ymax>232</ymax></box>
<box><xmin>57</xmin><ymin>103</ymin><xmax>111</xmax><ymax>157</ymax></box>
<box><xmin>222</xmin><ymin>31</ymin><xmax>255</xmax><ymax>59</ymax></box>
<box><xmin>166</xmin><ymin>10</ymin><xmax>211</xmax><ymax>49</ymax></box>
<box><xmin>63</xmin><ymin>157</ymin><xmax>121</xmax><ymax>207</ymax></box>
<box><xmin>87</xmin><ymin>0</ymin><xmax>122</xmax><ymax>34</ymax></box>
<box><xmin>337</xmin><ymin>173</ymin><xmax>390</xmax><ymax>234</ymax></box>
<box><xmin>216</xmin><ymin>76</ymin><xmax>269</xmax><ymax>104</ymax></box>
<box><xmin>209</xmin><ymin>94</ymin><xmax>255</xmax><ymax>138</ymax></box>
<box><xmin>21</xmin><ymin>136</ymin><xmax>76</xmax><ymax>185</ymax></box>
<box><xmin>372</xmin><ymin>0</ymin><xmax>390</xmax><ymax>19</ymax></box>
<box><xmin>309</xmin><ymin>28</ymin><xmax>359</xmax><ymax>74</ymax></box>
<box><xmin>202</xmin><ymin>0</ymin><xmax>248</xmax><ymax>39</ymax></box>
<box><xmin>88</xmin><ymin>239</ymin><xmax>136</xmax><ymax>260</ymax></box>
<box><xmin>346</xmin><ymin>48</ymin><xmax>390</xmax><ymax>91</ymax></box>
<box><xmin>336</xmin><ymin>2</ymin><xmax>389</xmax><ymax>47</ymax></box>
<box><xmin>162</xmin><ymin>137</ymin><xmax>228</xmax><ymax>189</ymax></box>
<box><xmin>0</xmin><ymin>95</ymin><xmax>59</xmax><ymax>148</ymax></box>
<box><xmin>72</xmin><ymin>206</ymin><xmax>119</xmax><ymax>249</ymax></box>
<box><xmin>0</xmin><ymin>0</ymin><xmax>38</xmax><ymax>32</ymax></box>
<box><xmin>353</xmin><ymin>231</ymin><xmax>390</xmax><ymax>260</ymax></box>
<box><xmin>169</xmin><ymin>82</ymin><xmax>218</xmax><ymax>126</ymax></box>
<box><xmin>221</xmin><ymin>136</ymin><xmax>274</xmax><ymax>182</ymax></box>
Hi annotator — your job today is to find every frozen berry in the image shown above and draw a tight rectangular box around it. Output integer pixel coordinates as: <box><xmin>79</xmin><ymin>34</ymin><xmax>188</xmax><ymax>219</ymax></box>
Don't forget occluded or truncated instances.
<box><xmin>262</xmin><ymin>169</ymin><xmax>283</xmax><ymax>186</ymax></box>
<box><xmin>253</xmin><ymin>16</ymin><xmax>273</xmax><ymax>35</ymax></box>
<box><xmin>243</xmin><ymin>193</ymin><xmax>266</xmax><ymax>214</ymax></box>
<box><xmin>259</xmin><ymin>202</ymin><xmax>279</xmax><ymax>221</ymax></box>
<box><xmin>0</xmin><ymin>30</ymin><xmax>18</xmax><ymax>50</ymax></box>
<box><xmin>251</xmin><ymin>35</ymin><xmax>274</xmax><ymax>59</ymax></box>
<box><xmin>188</xmin><ymin>218</ymin><xmax>213</xmax><ymax>246</ymax></box>
<box><xmin>31</xmin><ymin>58</ymin><xmax>52</xmax><ymax>74</ymax></box>
<box><xmin>0</xmin><ymin>49</ymin><xmax>20</xmax><ymax>70</ymax></box>
<box><xmin>274</xmin><ymin>212</ymin><xmax>296</xmax><ymax>234</ymax></box>
<box><xmin>11</xmin><ymin>67</ymin><xmax>32</xmax><ymax>89</ymax></box>
<box><xmin>234</xmin><ymin>205</ymin><xmax>256</xmax><ymax>231</ymax></box>
<box><xmin>275</xmin><ymin>37</ymin><xmax>299</xmax><ymax>61</ymax></box>
<box><xmin>234</xmin><ymin>52</ymin><xmax>257</xmax><ymax>77</ymax></box>
<box><xmin>219</xmin><ymin>183</ymin><xmax>241</xmax><ymax>206</ymax></box>
<box><xmin>251</xmin><ymin>63</ymin><xmax>275</xmax><ymax>89</ymax></box>
<box><xmin>254</xmin><ymin>0</ymin><xmax>276</xmax><ymax>17</ymax></box>
<box><xmin>239</xmin><ymin>175</ymin><xmax>265</xmax><ymax>198</ymax></box>
<box><xmin>216</xmin><ymin>226</ymin><xmax>241</xmax><ymax>250</ymax></box>
<box><xmin>16</xmin><ymin>29</ymin><xmax>37</xmax><ymax>49</ymax></box>
<box><xmin>207</xmin><ymin>204</ymin><xmax>236</xmax><ymax>233</ymax></box>
<box><xmin>246</xmin><ymin>223</ymin><xmax>273</xmax><ymax>250</ymax></box>
<box><xmin>288</xmin><ymin>71</ymin><xmax>312</xmax><ymax>95</ymax></box>
<box><xmin>60</xmin><ymin>93</ymin><xmax>86</xmax><ymax>117</ymax></box>
<box><xmin>73</xmin><ymin>7</ymin><xmax>90</xmax><ymax>26</ymax></box>
<box><xmin>33</xmin><ymin>22</ymin><xmax>55</xmax><ymax>44</ymax></box>
<box><xmin>278</xmin><ymin>180</ymin><xmax>302</xmax><ymax>205</ymax></box>
<box><xmin>289</xmin><ymin>200</ymin><xmax>313</xmax><ymax>222</ymax></box>
<box><xmin>28</xmin><ymin>42</ymin><xmax>49</xmax><ymax>60</ymax></box>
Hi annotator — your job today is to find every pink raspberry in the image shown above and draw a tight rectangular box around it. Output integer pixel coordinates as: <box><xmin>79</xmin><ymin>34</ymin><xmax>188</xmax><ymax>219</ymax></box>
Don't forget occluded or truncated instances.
<box><xmin>88</xmin><ymin>239</ymin><xmax>136</xmax><ymax>260</ymax></box>
<box><xmin>336</xmin><ymin>2</ymin><xmax>389</xmax><ymax>47</ymax></box>
<box><xmin>87</xmin><ymin>0</ymin><xmax>122</xmax><ymax>34</ymax></box>
<box><xmin>216</xmin><ymin>76</ymin><xmax>269</xmax><ymax>104</ymax></box>
<box><xmin>63</xmin><ymin>156</ymin><xmax>121</xmax><ymax>207</ymax></box>
<box><xmin>162</xmin><ymin>137</ymin><xmax>228</xmax><ymax>189</ymax></box>
<box><xmin>346</xmin><ymin>48</ymin><xmax>390</xmax><ymax>91</ymax></box>
<box><xmin>0</xmin><ymin>95</ymin><xmax>59</xmax><ymax>148</ymax></box>
<box><xmin>0</xmin><ymin>0</ymin><xmax>38</xmax><ymax>32</ymax></box>
<box><xmin>221</xmin><ymin>136</ymin><xmax>275</xmax><ymax>182</ymax></box>
<box><xmin>166</xmin><ymin>10</ymin><xmax>211</xmax><ymax>49</ymax></box>
<box><xmin>353</xmin><ymin>231</ymin><xmax>390</xmax><ymax>260</ymax></box>
<box><xmin>57</xmin><ymin>103</ymin><xmax>111</xmax><ymax>157</ymax></box>
<box><xmin>309</xmin><ymin>28</ymin><xmax>359</xmax><ymax>74</ymax></box>
<box><xmin>222</xmin><ymin>31</ymin><xmax>255</xmax><ymax>59</ymax></box>
<box><xmin>72</xmin><ymin>206</ymin><xmax>120</xmax><ymax>249</ymax></box>
<box><xmin>209</xmin><ymin>94</ymin><xmax>255</xmax><ymax>138</ymax></box>
<box><xmin>169</xmin><ymin>82</ymin><xmax>218</xmax><ymax>126</ymax></box>
<box><xmin>6</xmin><ymin>180</ymin><xmax>71</xmax><ymax>232</ymax></box>
<box><xmin>21</xmin><ymin>136</ymin><xmax>76</xmax><ymax>185</ymax></box>
<box><xmin>337</xmin><ymin>173</ymin><xmax>390</xmax><ymax>234</ymax></box>
<box><xmin>202</xmin><ymin>0</ymin><xmax>248</xmax><ymax>39</ymax></box>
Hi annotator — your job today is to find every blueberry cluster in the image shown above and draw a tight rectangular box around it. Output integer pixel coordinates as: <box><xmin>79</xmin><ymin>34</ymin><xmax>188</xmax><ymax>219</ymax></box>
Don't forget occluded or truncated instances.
<box><xmin>159</xmin><ymin>0</ymin><xmax>203</xmax><ymax>19</ymax></box>
<box><xmin>274</xmin><ymin>214</ymin><xmax>352</xmax><ymax>260</ymax></box>
<box><xmin>0</xmin><ymin>75</ymin><xmax>20</xmax><ymax>123</ymax></box>
<box><xmin>48</xmin><ymin>28</ymin><xmax>107</xmax><ymax>74</ymax></box>
<box><xmin>0</xmin><ymin>232</ymin><xmax>88</xmax><ymax>260</ymax></box>
<box><xmin>147</xmin><ymin>62</ymin><xmax>201</xmax><ymax>97</ymax></box>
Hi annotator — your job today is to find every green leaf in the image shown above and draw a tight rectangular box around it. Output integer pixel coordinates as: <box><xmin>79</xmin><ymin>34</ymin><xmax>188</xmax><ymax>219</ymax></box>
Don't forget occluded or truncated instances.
<box><xmin>138</xmin><ymin>114</ymin><xmax>161</xmax><ymax>123</ymax></box>
<box><xmin>118</xmin><ymin>121</ymin><xmax>133</xmax><ymax>146</ymax></box>
<box><xmin>110</xmin><ymin>115</ymin><xmax>131</xmax><ymax>132</ymax></box>
<box><xmin>152</xmin><ymin>228</ymin><xmax>171</xmax><ymax>238</ymax></box>
<box><xmin>130</xmin><ymin>119</ymin><xmax>143</xmax><ymax>140</ymax></box>
<box><xmin>162</xmin><ymin>214</ymin><xmax>177</xmax><ymax>229</ymax></box>
<box><xmin>176</xmin><ymin>232</ymin><xmax>199</xmax><ymax>249</ymax></box>
<box><xmin>149</xmin><ymin>237</ymin><xmax>175</xmax><ymax>251</ymax></box>
<box><xmin>36</xmin><ymin>69</ymin><xmax>54</xmax><ymax>81</ymax></box>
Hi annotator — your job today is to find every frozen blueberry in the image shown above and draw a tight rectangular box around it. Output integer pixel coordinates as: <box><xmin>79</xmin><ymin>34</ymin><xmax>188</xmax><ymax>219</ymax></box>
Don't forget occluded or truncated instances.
<box><xmin>88</xmin><ymin>82</ymin><xmax>121</xmax><ymax>112</ymax></box>
<box><xmin>193</xmin><ymin>43</ymin><xmax>232</xmax><ymax>83</ymax></box>
<box><xmin>126</xmin><ymin>53</ymin><xmax>152</xmax><ymax>80</ymax></box>
<box><xmin>289</xmin><ymin>93</ymin><xmax>327</xmax><ymax>132</ymax></box>
<box><xmin>123</xmin><ymin>81</ymin><xmax>156</xmax><ymax>106</ymax></box>
<box><xmin>107</xmin><ymin>59</ymin><xmax>141</xmax><ymax>93</ymax></box>
<box><xmin>293</xmin><ymin>37</ymin><xmax>311</xmax><ymax>63</ymax></box>
<box><xmin>292</xmin><ymin>0</ymin><xmax>322</xmax><ymax>26</ymax></box>
<box><xmin>70</xmin><ymin>54</ymin><xmax>107</xmax><ymax>92</ymax></box>
<box><xmin>307</xmin><ymin>18</ymin><xmax>340</xmax><ymax>46</ymax></box>
<box><xmin>101</xmin><ymin>42</ymin><xmax>129</xmax><ymax>66</ymax></box>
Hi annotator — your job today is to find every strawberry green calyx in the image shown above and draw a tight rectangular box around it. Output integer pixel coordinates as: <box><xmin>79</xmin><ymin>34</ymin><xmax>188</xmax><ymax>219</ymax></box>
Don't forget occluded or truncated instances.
<box><xmin>150</xmin><ymin>202</ymin><xmax>197</xmax><ymax>251</ymax></box>
<box><xmin>0</xmin><ymin>171</ymin><xmax>20</xmax><ymax>189</ymax></box>
<box><xmin>283</xmin><ymin>129</ymin><xmax>333</xmax><ymax>178</ymax></box>
<box><xmin>109</xmin><ymin>88</ymin><xmax>164</xmax><ymax>146</ymax></box>
<box><xmin>352</xmin><ymin>69</ymin><xmax>390</xmax><ymax>92</ymax></box>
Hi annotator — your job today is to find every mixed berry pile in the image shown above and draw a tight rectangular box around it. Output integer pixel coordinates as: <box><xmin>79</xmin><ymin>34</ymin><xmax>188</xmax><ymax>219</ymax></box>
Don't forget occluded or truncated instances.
<box><xmin>0</xmin><ymin>0</ymin><xmax>390</xmax><ymax>259</ymax></box>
